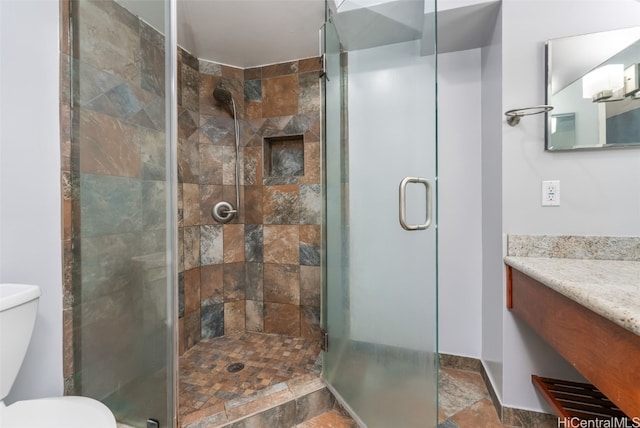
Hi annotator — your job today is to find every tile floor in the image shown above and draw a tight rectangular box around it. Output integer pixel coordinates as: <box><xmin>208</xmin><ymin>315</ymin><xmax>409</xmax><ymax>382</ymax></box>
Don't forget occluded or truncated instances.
<box><xmin>438</xmin><ymin>367</ymin><xmax>515</xmax><ymax>428</ymax></box>
<box><xmin>177</xmin><ymin>333</ymin><xmax>533</xmax><ymax>428</ymax></box>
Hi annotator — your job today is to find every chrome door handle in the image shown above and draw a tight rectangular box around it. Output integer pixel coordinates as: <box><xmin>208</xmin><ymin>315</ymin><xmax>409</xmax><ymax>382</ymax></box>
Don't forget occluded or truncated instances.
<box><xmin>399</xmin><ymin>177</ymin><xmax>432</xmax><ymax>231</ymax></box>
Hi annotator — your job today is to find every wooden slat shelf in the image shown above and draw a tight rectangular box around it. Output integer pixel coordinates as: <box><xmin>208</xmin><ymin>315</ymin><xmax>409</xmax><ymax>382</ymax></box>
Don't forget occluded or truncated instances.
<box><xmin>507</xmin><ymin>266</ymin><xmax>640</xmax><ymax>418</ymax></box>
<box><xmin>532</xmin><ymin>376</ymin><xmax>628</xmax><ymax>420</ymax></box>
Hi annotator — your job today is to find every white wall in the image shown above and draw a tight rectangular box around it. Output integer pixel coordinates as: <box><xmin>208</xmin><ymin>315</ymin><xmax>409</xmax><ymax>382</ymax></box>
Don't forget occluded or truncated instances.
<box><xmin>0</xmin><ymin>0</ymin><xmax>63</xmax><ymax>403</ymax></box>
<box><xmin>501</xmin><ymin>0</ymin><xmax>640</xmax><ymax>412</ymax></box>
<box><xmin>438</xmin><ymin>48</ymin><xmax>483</xmax><ymax>358</ymax></box>
<box><xmin>480</xmin><ymin>2</ymin><xmax>504</xmax><ymax>403</ymax></box>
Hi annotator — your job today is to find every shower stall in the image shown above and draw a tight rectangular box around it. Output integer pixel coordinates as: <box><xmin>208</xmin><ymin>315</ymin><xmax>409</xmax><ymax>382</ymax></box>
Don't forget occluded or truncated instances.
<box><xmin>63</xmin><ymin>0</ymin><xmax>437</xmax><ymax>427</ymax></box>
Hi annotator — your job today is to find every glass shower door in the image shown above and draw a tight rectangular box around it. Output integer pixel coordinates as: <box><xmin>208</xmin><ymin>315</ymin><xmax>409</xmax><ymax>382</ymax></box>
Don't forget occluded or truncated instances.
<box><xmin>323</xmin><ymin>1</ymin><xmax>438</xmax><ymax>426</ymax></box>
<box><xmin>68</xmin><ymin>0</ymin><xmax>176</xmax><ymax>426</ymax></box>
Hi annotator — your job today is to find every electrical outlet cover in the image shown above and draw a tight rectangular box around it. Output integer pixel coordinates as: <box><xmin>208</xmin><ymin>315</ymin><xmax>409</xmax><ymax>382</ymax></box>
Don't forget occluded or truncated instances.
<box><xmin>542</xmin><ymin>180</ymin><xmax>560</xmax><ymax>206</ymax></box>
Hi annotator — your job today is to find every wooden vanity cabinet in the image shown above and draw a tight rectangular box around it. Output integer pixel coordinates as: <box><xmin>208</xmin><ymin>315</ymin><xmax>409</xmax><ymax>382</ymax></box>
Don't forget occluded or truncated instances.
<box><xmin>506</xmin><ymin>265</ymin><xmax>640</xmax><ymax>418</ymax></box>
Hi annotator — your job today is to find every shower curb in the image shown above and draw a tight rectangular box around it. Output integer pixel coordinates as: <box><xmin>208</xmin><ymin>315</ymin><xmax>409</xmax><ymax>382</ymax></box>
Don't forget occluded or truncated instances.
<box><xmin>181</xmin><ymin>377</ymin><xmax>341</xmax><ymax>428</ymax></box>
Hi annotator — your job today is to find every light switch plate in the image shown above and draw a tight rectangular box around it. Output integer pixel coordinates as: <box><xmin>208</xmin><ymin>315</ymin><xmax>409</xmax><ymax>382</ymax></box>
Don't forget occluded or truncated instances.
<box><xmin>542</xmin><ymin>180</ymin><xmax>560</xmax><ymax>206</ymax></box>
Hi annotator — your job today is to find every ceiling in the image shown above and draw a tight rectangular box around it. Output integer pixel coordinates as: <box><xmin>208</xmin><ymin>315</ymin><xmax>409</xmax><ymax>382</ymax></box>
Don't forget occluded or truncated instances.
<box><xmin>116</xmin><ymin>0</ymin><xmax>502</xmax><ymax>68</ymax></box>
<box><xmin>178</xmin><ymin>0</ymin><xmax>326</xmax><ymax>68</ymax></box>
<box><xmin>172</xmin><ymin>0</ymin><xmax>430</xmax><ymax>66</ymax></box>
<box><xmin>118</xmin><ymin>0</ymin><xmax>326</xmax><ymax>68</ymax></box>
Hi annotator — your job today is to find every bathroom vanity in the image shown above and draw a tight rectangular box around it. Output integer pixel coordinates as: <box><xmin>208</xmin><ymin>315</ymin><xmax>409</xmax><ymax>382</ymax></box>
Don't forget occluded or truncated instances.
<box><xmin>504</xmin><ymin>236</ymin><xmax>640</xmax><ymax>419</ymax></box>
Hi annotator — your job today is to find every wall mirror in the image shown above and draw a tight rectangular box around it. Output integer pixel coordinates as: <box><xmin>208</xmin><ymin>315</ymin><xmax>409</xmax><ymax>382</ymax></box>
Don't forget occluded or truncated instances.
<box><xmin>546</xmin><ymin>26</ymin><xmax>640</xmax><ymax>151</ymax></box>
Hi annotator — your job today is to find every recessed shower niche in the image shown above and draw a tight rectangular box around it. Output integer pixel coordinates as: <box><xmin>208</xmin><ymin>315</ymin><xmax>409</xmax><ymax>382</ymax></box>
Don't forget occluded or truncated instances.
<box><xmin>264</xmin><ymin>135</ymin><xmax>305</xmax><ymax>183</ymax></box>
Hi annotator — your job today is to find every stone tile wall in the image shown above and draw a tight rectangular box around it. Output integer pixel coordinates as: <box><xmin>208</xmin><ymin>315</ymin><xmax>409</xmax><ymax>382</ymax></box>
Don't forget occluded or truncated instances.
<box><xmin>62</xmin><ymin>0</ymin><xmax>322</xmax><ymax>363</ymax></box>
<box><xmin>241</xmin><ymin>58</ymin><xmax>323</xmax><ymax>340</ymax></box>
<box><xmin>62</xmin><ymin>0</ymin><xmax>169</xmax><ymax>398</ymax></box>
<box><xmin>60</xmin><ymin>0</ymin><xmax>73</xmax><ymax>395</ymax></box>
<box><xmin>177</xmin><ymin>54</ymin><xmax>323</xmax><ymax>354</ymax></box>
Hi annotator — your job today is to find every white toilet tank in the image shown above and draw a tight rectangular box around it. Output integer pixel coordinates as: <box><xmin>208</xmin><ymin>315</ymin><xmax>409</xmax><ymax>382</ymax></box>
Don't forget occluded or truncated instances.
<box><xmin>0</xmin><ymin>283</ymin><xmax>41</xmax><ymax>401</ymax></box>
<box><xmin>0</xmin><ymin>284</ymin><xmax>116</xmax><ymax>428</ymax></box>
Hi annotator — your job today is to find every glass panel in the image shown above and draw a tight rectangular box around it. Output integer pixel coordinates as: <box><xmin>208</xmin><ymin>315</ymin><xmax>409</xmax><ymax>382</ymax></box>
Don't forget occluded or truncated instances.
<box><xmin>323</xmin><ymin>12</ymin><xmax>349</xmax><ymax>380</ymax></box>
<box><xmin>70</xmin><ymin>0</ymin><xmax>176</xmax><ymax>426</ymax></box>
<box><xmin>323</xmin><ymin>0</ymin><xmax>438</xmax><ymax>426</ymax></box>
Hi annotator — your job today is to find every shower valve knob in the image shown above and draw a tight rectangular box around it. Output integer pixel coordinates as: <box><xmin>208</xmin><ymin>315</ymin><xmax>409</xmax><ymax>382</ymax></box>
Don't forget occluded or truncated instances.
<box><xmin>212</xmin><ymin>201</ymin><xmax>236</xmax><ymax>223</ymax></box>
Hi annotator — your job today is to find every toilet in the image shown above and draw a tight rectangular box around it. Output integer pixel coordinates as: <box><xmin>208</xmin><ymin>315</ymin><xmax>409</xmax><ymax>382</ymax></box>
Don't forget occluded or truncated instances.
<box><xmin>0</xmin><ymin>283</ymin><xmax>117</xmax><ymax>428</ymax></box>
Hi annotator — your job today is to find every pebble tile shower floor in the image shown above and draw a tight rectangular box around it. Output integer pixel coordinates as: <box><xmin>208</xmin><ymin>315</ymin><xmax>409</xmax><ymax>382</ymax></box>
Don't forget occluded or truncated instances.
<box><xmin>179</xmin><ymin>332</ymin><xmax>323</xmax><ymax>426</ymax></box>
<box><xmin>178</xmin><ymin>332</ymin><xmax>543</xmax><ymax>427</ymax></box>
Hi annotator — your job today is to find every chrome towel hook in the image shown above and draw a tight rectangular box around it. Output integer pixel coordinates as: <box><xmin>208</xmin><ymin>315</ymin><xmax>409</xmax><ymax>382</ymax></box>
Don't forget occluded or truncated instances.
<box><xmin>504</xmin><ymin>105</ymin><xmax>554</xmax><ymax>126</ymax></box>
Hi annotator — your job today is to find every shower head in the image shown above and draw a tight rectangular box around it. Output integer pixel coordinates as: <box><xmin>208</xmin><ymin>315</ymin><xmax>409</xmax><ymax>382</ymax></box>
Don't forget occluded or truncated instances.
<box><xmin>213</xmin><ymin>84</ymin><xmax>235</xmax><ymax>116</ymax></box>
<box><xmin>213</xmin><ymin>84</ymin><xmax>233</xmax><ymax>106</ymax></box>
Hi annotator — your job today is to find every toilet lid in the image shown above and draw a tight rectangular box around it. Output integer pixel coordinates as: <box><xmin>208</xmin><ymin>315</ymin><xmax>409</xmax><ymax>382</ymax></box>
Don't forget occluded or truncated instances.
<box><xmin>2</xmin><ymin>396</ymin><xmax>117</xmax><ymax>428</ymax></box>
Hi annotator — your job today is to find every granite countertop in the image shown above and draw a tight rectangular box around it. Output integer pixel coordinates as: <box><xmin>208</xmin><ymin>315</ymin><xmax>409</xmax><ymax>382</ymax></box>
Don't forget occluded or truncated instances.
<box><xmin>504</xmin><ymin>256</ymin><xmax>640</xmax><ymax>337</ymax></box>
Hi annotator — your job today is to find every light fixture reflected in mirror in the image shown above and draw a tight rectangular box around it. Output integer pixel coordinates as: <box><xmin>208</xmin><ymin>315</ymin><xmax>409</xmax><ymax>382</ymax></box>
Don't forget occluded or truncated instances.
<box><xmin>624</xmin><ymin>63</ymin><xmax>639</xmax><ymax>96</ymax></box>
<box><xmin>582</xmin><ymin>64</ymin><xmax>625</xmax><ymax>102</ymax></box>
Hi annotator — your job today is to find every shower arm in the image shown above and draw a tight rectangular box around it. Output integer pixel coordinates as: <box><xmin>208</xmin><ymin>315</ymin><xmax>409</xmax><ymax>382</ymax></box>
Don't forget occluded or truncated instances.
<box><xmin>231</xmin><ymin>99</ymin><xmax>240</xmax><ymax>212</ymax></box>
<box><xmin>211</xmin><ymin>84</ymin><xmax>240</xmax><ymax>224</ymax></box>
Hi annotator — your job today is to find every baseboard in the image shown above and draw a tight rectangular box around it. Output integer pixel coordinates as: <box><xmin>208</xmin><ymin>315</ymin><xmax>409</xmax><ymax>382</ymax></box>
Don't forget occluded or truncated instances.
<box><xmin>501</xmin><ymin>406</ymin><xmax>558</xmax><ymax>427</ymax></box>
<box><xmin>478</xmin><ymin>360</ymin><xmax>503</xmax><ymax>422</ymax></box>
<box><xmin>439</xmin><ymin>353</ymin><xmax>483</xmax><ymax>372</ymax></box>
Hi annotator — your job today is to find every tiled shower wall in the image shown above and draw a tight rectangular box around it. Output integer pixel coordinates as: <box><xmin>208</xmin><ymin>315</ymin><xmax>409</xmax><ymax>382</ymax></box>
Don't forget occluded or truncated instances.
<box><xmin>177</xmin><ymin>50</ymin><xmax>323</xmax><ymax>355</ymax></box>
<box><xmin>61</xmin><ymin>0</ymin><xmax>322</xmax><ymax>368</ymax></box>
<box><xmin>241</xmin><ymin>58</ymin><xmax>323</xmax><ymax>341</ymax></box>
<box><xmin>61</xmin><ymin>0</ymin><xmax>168</xmax><ymax>396</ymax></box>
<box><xmin>60</xmin><ymin>0</ymin><xmax>72</xmax><ymax>394</ymax></box>
<box><xmin>176</xmin><ymin>48</ymin><xmax>245</xmax><ymax>353</ymax></box>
